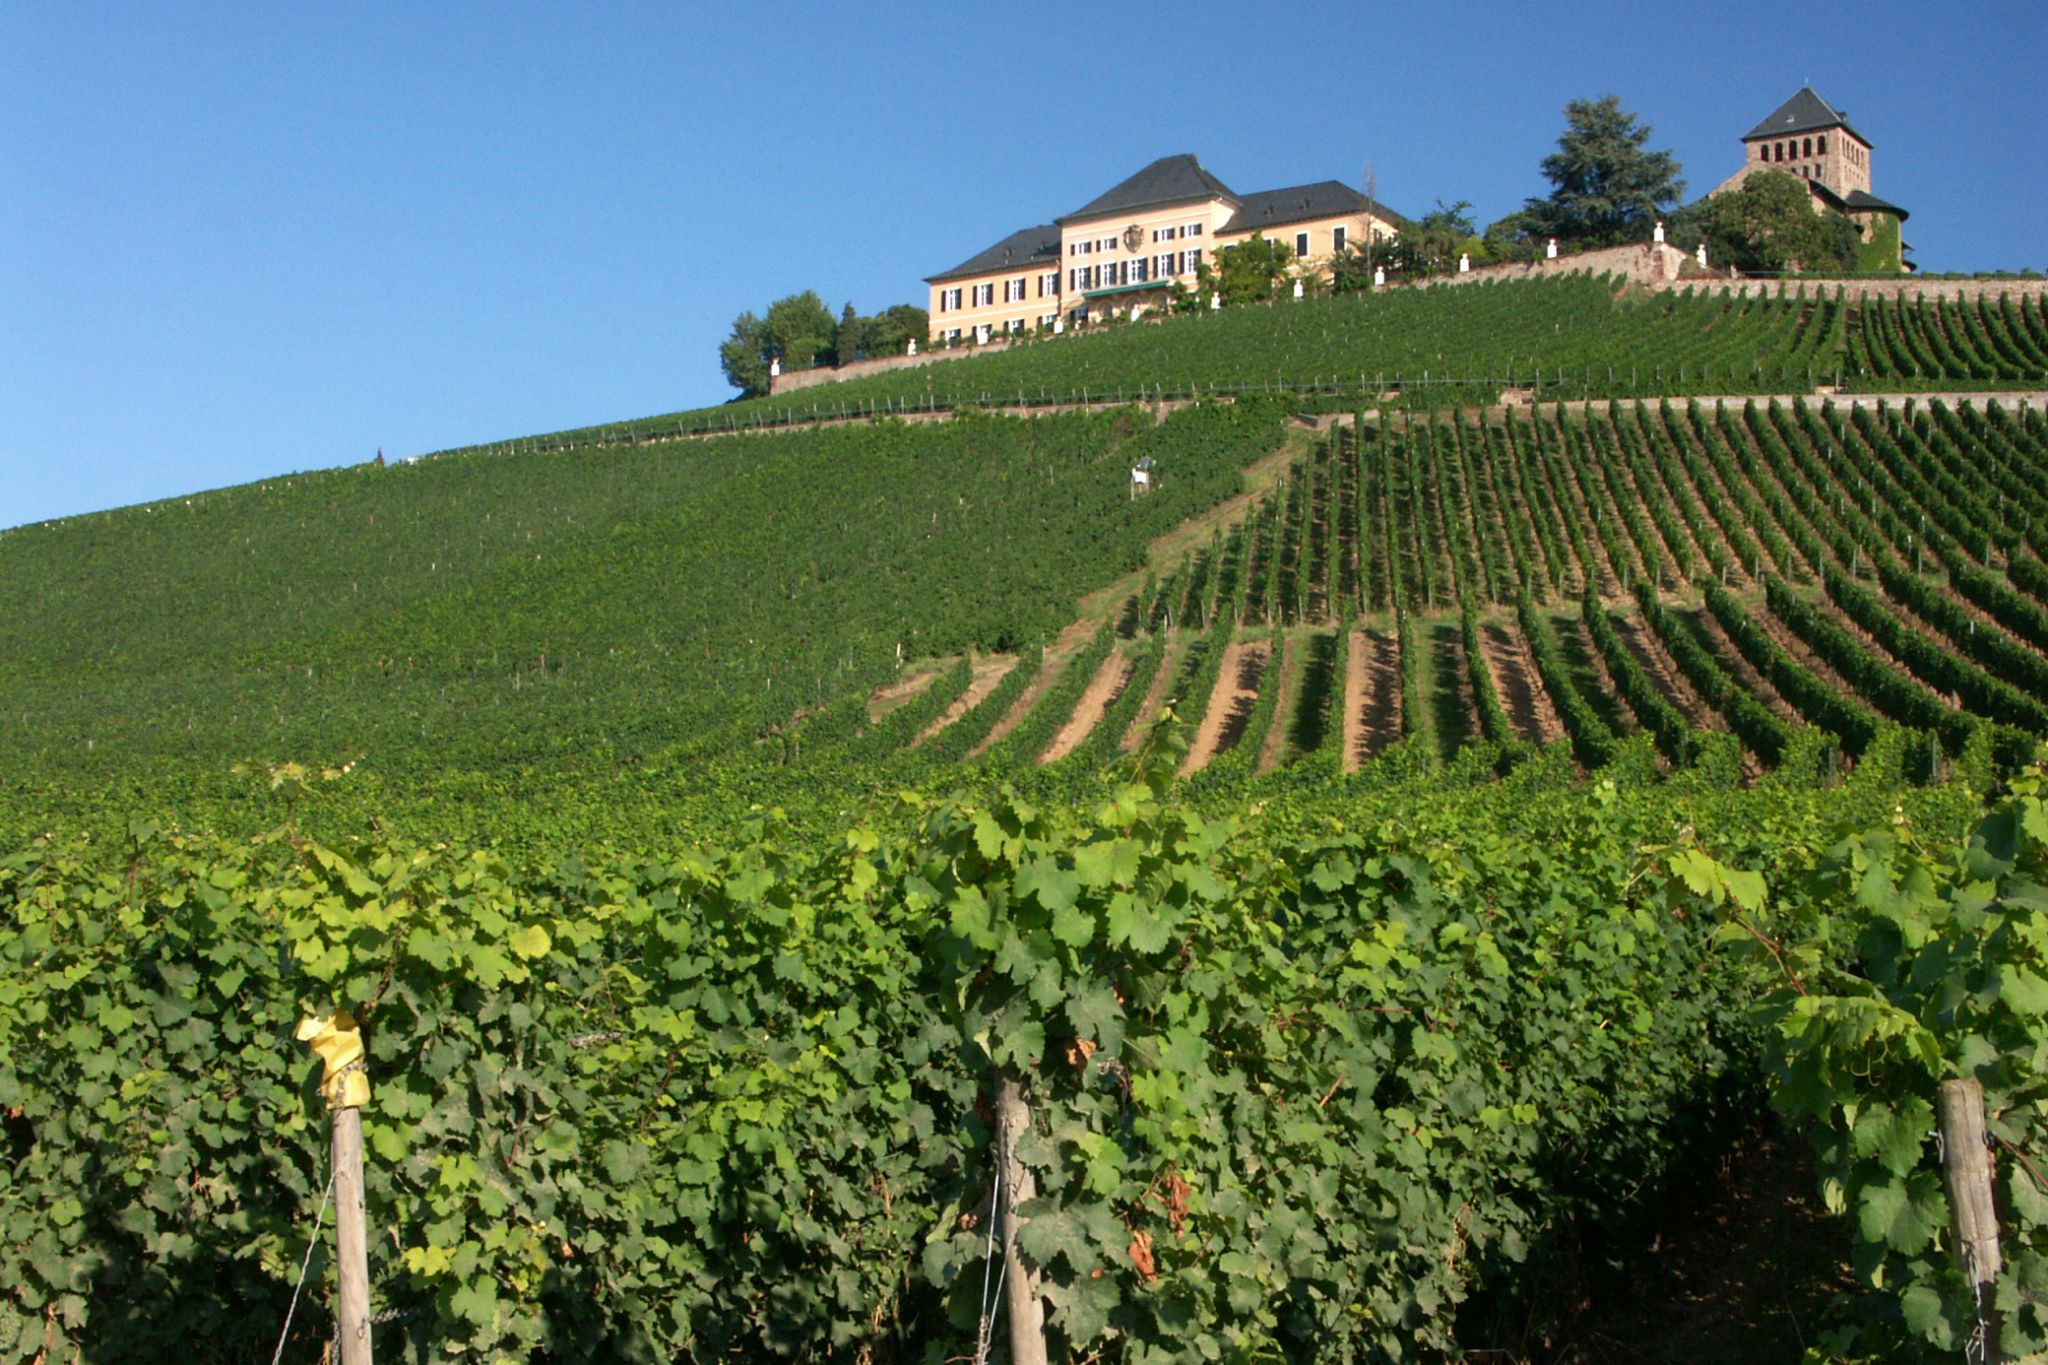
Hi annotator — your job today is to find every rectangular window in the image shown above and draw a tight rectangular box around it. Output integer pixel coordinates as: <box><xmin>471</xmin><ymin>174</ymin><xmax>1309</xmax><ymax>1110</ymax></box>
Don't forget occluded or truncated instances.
<box><xmin>1332</xmin><ymin>225</ymin><xmax>1346</xmax><ymax>252</ymax></box>
<box><xmin>1188</xmin><ymin>248</ymin><xmax>1202</xmax><ymax>273</ymax></box>
<box><xmin>971</xmin><ymin>282</ymin><xmax>993</xmax><ymax>307</ymax></box>
<box><xmin>1039</xmin><ymin>313</ymin><xmax>1056</xmax><ymax>330</ymax></box>
<box><xmin>1186</xmin><ymin>222</ymin><xmax>1203</xmax><ymax>236</ymax></box>
<box><xmin>1295</xmin><ymin>231</ymin><xmax>1310</xmax><ymax>257</ymax></box>
<box><xmin>1130</xmin><ymin>258</ymin><xmax>1147</xmax><ymax>284</ymax></box>
<box><xmin>1039</xmin><ymin>272</ymin><xmax>1058</xmax><ymax>297</ymax></box>
<box><xmin>940</xmin><ymin>287</ymin><xmax>961</xmax><ymax>312</ymax></box>
<box><xmin>1101</xmin><ymin>237</ymin><xmax>1115</xmax><ymax>252</ymax></box>
<box><xmin>944</xmin><ymin>327</ymin><xmax>961</xmax><ymax>341</ymax></box>
<box><xmin>1005</xmin><ymin>317</ymin><xmax>1024</xmax><ymax>333</ymax></box>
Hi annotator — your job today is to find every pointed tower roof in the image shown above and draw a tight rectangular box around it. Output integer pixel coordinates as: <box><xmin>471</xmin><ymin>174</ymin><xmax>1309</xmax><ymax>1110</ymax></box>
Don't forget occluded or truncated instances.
<box><xmin>1058</xmin><ymin>154</ymin><xmax>1237</xmax><ymax>225</ymax></box>
<box><xmin>1743</xmin><ymin>88</ymin><xmax>1870</xmax><ymax>147</ymax></box>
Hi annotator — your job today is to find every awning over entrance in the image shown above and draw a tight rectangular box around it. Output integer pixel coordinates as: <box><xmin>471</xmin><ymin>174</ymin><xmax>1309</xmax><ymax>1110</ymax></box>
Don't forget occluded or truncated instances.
<box><xmin>1081</xmin><ymin>279</ymin><xmax>1180</xmax><ymax>301</ymax></box>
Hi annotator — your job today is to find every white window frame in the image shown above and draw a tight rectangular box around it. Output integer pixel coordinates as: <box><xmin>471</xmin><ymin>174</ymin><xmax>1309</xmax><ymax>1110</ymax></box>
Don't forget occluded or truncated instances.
<box><xmin>939</xmin><ymin>287</ymin><xmax>961</xmax><ymax>313</ymax></box>
<box><xmin>971</xmin><ymin>282</ymin><xmax>994</xmax><ymax>307</ymax></box>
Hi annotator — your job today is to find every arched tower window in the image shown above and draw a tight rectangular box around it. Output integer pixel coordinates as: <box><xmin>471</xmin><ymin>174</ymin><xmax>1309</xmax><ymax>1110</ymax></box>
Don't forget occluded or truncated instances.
<box><xmin>1817</xmin><ymin>134</ymin><xmax>1827</xmax><ymax>154</ymax></box>
<box><xmin>1803</xmin><ymin>137</ymin><xmax>1812</xmax><ymax>156</ymax></box>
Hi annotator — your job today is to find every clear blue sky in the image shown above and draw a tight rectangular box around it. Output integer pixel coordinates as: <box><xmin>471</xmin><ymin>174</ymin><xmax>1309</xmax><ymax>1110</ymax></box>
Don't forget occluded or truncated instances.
<box><xmin>4</xmin><ymin>1</ymin><xmax>2042</xmax><ymax>530</ymax></box>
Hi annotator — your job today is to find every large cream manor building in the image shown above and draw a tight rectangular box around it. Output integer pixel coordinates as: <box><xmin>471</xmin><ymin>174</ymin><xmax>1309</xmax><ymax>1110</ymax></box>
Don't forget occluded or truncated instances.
<box><xmin>923</xmin><ymin>154</ymin><xmax>1403</xmax><ymax>344</ymax></box>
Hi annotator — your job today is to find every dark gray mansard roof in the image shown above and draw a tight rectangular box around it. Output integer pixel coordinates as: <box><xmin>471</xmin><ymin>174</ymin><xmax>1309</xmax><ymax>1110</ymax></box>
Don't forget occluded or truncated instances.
<box><xmin>1842</xmin><ymin>188</ymin><xmax>1908</xmax><ymax>221</ymax></box>
<box><xmin>1223</xmin><ymin>181</ymin><xmax>1407</xmax><ymax>233</ymax></box>
<box><xmin>925</xmin><ymin>223</ymin><xmax>1062</xmax><ymax>284</ymax></box>
<box><xmin>1058</xmin><ymin>154</ymin><xmax>1238</xmax><ymax>224</ymax></box>
<box><xmin>931</xmin><ymin>159</ymin><xmax>1413</xmax><ymax>284</ymax></box>
<box><xmin>1744</xmin><ymin>87</ymin><xmax>1871</xmax><ymax>147</ymax></box>
<box><xmin>1805</xmin><ymin>178</ymin><xmax>1910</xmax><ymax>223</ymax></box>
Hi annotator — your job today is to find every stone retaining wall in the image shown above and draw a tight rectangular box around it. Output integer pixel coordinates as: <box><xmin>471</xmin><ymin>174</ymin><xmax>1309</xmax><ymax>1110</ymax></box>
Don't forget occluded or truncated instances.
<box><xmin>768</xmin><ymin>337</ymin><xmax>1015</xmax><ymax>396</ymax></box>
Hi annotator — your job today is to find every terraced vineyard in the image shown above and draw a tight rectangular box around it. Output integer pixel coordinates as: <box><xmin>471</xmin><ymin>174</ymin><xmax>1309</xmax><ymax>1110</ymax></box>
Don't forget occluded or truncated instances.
<box><xmin>856</xmin><ymin>395</ymin><xmax>2048</xmax><ymax>792</ymax></box>
<box><xmin>444</xmin><ymin>277</ymin><xmax>2048</xmax><ymax>451</ymax></box>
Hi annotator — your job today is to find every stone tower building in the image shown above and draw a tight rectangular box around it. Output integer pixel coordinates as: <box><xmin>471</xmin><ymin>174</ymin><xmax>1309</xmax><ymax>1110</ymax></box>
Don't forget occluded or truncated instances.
<box><xmin>1712</xmin><ymin>88</ymin><xmax>1909</xmax><ymax>269</ymax></box>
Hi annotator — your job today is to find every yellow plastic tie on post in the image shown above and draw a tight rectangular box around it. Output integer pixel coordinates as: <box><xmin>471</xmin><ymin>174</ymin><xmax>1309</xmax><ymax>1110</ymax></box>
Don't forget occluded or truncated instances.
<box><xmin>296</xmin><ymin>1013</ymin><xmax>371</xmax><ymax>1110</ymax></box>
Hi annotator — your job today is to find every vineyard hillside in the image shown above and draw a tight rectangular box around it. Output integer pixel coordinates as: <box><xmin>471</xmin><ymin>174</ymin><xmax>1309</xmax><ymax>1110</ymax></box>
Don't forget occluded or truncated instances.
<box><xmin>6</xmin><ymin>273</ymin><xmax>2048</xmax><ymax>1364</ymax></box>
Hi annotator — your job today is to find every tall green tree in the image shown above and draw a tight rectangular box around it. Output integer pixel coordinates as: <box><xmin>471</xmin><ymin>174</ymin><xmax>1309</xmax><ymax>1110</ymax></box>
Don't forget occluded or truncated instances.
<box><xmin>835</xmin><ymin>302</ymin><xmax>862</xmax><ymax>366</ymax></box>
<box><xmin>718</xmin><ymin>311</ymin><xmax>771</xmax><ymax>397</ymax></box>
<box><xmin>1380</xmin><ymin>200</ymin><xmax>1486</xmax><ymax>279</ymax></box>
<box><xmin>762</xmin><ymin>291</ymin><xmax>837</xmax><ymax>372</ymax></box>
<box><xmin>718</xmin><ymin>290</ymin><xmax>839</xmax><ymax>396</ymax></box>
<box><xmin>1674</xmin><ymin>170</ymin><xmax>1859</xmax><ymax>274</ymax></box>
<box><xmin>857</xmin><ymin>304</ymin><xmax>929</xmax><ymax>357</ymax></box>
<box><xmin>1195</xmin><ymin>236</ymin><xmax>1295</xmax><ymax>306</ymax></box>
<box><xmin>1520</xmin><ymin>95</ymin><xmax>1684</xmax><ymax>248</ymax></box>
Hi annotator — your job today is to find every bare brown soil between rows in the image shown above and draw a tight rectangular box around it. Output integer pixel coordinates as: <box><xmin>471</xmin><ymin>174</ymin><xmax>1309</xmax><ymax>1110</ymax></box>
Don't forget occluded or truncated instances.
<box><xmin>1345</xmin><ymin>630</ymin><xmax>1403</xmax><ymax>770</ymax></box>
<box><xmin>912</xmin><ymin>654</ymin><xmax>1018</xmax><ymax>745</ymax></box>
<box><xmin>1611</xmin><ymin>611</ymin><xmax>1722</xmax><ymax>732</ymax></box>
<box><xmin>1182</xmin><ymin>640</ymin><xmax>1271</xmax><ymax>774</ymax></box>
<box><xmin>1041</xmin><ymin>649</ymin><xmax>1135</xmax><ymax>763</ymax></box>
<box><xmin>1689</xmin><ymin>604</ymin><xmax>1801</xmax><ymax>725</ymax></box>
<box><xmin>972</xmin><ymin>617</ymin><xmax>1104</xmax><ymax>757</ymax></box>
<box><xmin>1121</xmin><ymin>632</ymin><xmax>1188</xmax><ymax>751</ymax></box>
<box><xmin>1256</xmin><ymin>634</ymin><xmax>1302</xmax><ymax>774</ymax></box>
<box><xmin>1478</xmin><ymin>621</ymin><xmax>1566</xmax><ymax>746</ymax></box>
<box><xmin>867</xmin><ymin>665</ymin><xmax>940</xmax><ymax>722</ymax></box>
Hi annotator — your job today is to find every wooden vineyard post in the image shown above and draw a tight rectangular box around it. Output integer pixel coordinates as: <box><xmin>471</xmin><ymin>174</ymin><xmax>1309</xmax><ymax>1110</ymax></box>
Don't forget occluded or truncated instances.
<box><xmin>298</xmin><ymin>1014</ymin><xmax>375</xmax><ymax>1365</ymax></box>
<box><xmin>994</xmin><ymin>1073</ymin><xmax>1049</xmax><ymax>1365</ymax></box>
<box><xmin>333</xmin><ymin>1103</ymin><xmax>374</xmax><ymax>1365</ymax></box>
<box><xmin>1937</xmin><ymin>1076</ymin><xmax>2000</xmax><ymax>1364</ymax></box>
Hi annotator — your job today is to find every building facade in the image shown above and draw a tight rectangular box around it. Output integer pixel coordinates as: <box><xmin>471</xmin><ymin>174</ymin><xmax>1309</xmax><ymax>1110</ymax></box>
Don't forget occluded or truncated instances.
<box><xmin>1711</xmin><ymin>88</ymin><xmax>1909</xmax><ymax>268</ymax></box>
<box><xmin>924</xmin><ymin>155</ymin><xmax>1403</xmax><ymax>344</ymax></box>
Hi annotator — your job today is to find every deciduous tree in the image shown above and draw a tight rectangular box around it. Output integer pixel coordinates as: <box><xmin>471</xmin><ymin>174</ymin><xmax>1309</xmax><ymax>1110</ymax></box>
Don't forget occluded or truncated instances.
<box><xmin>1674</xmin><ymin>169</ymin><xmax>1859</xmax><ymax>274</ymax></box>
<box><xmin>1195</xmin><ymin>236</ymin><xmax>1294</xmax><ymax>306</ymax></box>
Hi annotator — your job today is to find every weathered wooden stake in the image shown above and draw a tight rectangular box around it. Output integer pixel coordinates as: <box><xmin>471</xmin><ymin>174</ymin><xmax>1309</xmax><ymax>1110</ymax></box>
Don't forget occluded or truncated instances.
<box><xmin>333</xmin><ymin>1104</ymin><xmax>375</xmax><ymax>1365</ymax></box>
<box><xmin>994</xmin><ymin>1073</ymin><xmax>1048</xmax><ymax>1365</ymax></box>
<box><xmin>1937</xmin><ymin>1076</ymin><xmax>2000</xmax><ymax>1363</ymax></box>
